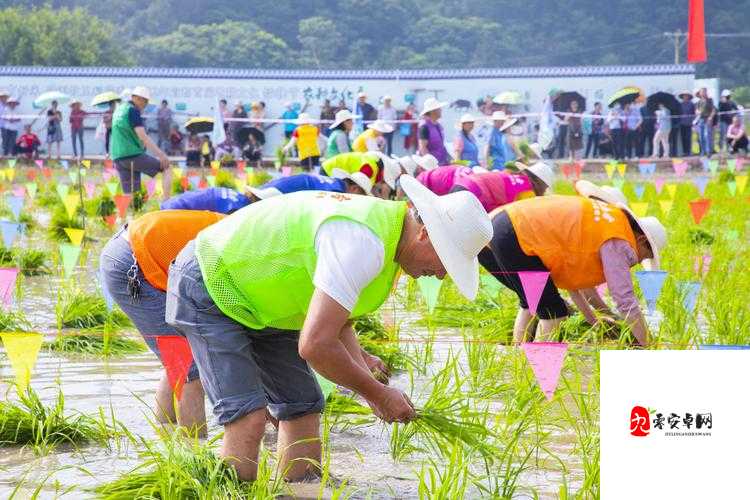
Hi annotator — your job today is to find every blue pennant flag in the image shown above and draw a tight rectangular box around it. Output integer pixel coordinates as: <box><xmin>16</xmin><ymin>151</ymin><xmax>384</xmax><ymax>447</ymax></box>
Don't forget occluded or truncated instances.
<box><xmin>188</xmin><ymin>175</ymin><xmax>201</xmax><ymax>190</ymax></box>
<box><xmin>634</xmin><ymin>183</ymin><xmax>645</xmax><ymax>200</ymax></box>
<box><xmin>692</xmin><ymin>176</ymin><xmax>709</xmax><ymax>197</ymax></box>
<box><xmin>0</xmin><ymin>220</ymin><xmax>21</xmax><ymax>248</ymax></box>
<box><xmin>698</xmin><ymin>345</ymin><xmax>750</xmax><ymax>350</ymax></box>
<box><xmin>635</xmin><ymin>270</ymin><xmax>668</xmax><ymax>314</ymax></box>
<box><xmin>6</xmin><ymin>195</ymin><xmax>24</xmax><ymax>220</ymax></box>
<box><xmin>638</xmin><ymin>162</ymin><xmax>656</xmax><ymax>176</ymax></box>
<box><xmin>677</xmin><ymin>281</ymin><xmax>701</xmax><ymax>313</ymax></box>
<box><xmin>60</xmin><ymin>159</ymin><xmax>69</xmax><ymax>170</ymax></box>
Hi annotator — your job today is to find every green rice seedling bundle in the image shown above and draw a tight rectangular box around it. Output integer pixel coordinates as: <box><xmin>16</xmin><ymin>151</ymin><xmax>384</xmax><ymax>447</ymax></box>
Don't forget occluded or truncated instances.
<box><xmin>46</xmin><ymin>331</ymin><xmax>146</xmax><ymax>356</ymax></box>
<box><xmin>0</xmin><ymin>309</ymin><xmax>31</xmax><ymax>331</ymax></box>
<box><xmin>354</xmin><ymin>314</ymin><xmax>411</xmax><ymax>371</ymax></box>
<box><xmin>58</xmin><ymin>290</ymin><xmax>130</xmax><ymax>330</ymax></box>
<box><xmin>47</xmin><ymin>204</ymin><xmax>84</xmax><ymax>241</ymax></box>
<box><xmin>0</xmin><ymin>248</ymin><xmax>51</xmax><ymax>276</ymax></box>
<box><xmin>0</xmin><ymin>389</ymin><xmax>111</xmax><ymax>452</ymax></box>
<box><xmin>325</xmin><ymin>392</ymin><xmax>375</xmax><ymax>429</ymax></box>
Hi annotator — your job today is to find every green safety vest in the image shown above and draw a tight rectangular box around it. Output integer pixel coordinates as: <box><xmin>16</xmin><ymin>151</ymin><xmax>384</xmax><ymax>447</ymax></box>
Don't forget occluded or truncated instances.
<box><xmin>326</xmin><ymin>129</ymin><xmax>351</xmax><ymax>157</ymax></box>
<box><xmin>110</xmin><ymin>102</ymin><xmax>145</xmax><ymax>160</ymax></box>
<box><xmin>321</xmin><ymin>152</ymin><xmax>379</xmax><ymax>182</ymax></box>
<box><xmin>195</xmin><ymin>191</ymin><xmax>407</xmax><ymax>330</ymax></box>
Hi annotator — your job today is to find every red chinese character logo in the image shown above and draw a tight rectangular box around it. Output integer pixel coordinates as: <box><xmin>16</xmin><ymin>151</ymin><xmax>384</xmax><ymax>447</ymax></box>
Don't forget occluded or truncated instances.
<box><xmin>630</xmin><ymin>405</ymin><xmax>651</xmax><ymax>437</ymax></box>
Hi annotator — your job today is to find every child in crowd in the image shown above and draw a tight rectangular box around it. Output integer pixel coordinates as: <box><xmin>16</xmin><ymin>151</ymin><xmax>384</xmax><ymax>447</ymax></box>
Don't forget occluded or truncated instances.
<box><xmin>186</xmin><ymin>132</ymin><xmax>201</xmax><ymax>166</ymax></box>
<box><xmin>200</xmin><ymin>135</ymin><xmax>214</xmax><ymax>166</ymax></box>
<box><xmin>16</xmin><ymin>124</ymin><xmax>41</xmax><ymax>159</ymax></box>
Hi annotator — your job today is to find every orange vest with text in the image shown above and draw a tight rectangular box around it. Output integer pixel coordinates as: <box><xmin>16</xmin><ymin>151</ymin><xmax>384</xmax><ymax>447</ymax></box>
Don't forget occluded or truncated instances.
<box><xmin>128</xmin><ymin>209</ymin><xmax>225</xmax><ymax>291</ymax></box>
<box><xmin>500</xmin><ymin>195</ymin><xmax>637</xmax><ymax>290</ymax></box>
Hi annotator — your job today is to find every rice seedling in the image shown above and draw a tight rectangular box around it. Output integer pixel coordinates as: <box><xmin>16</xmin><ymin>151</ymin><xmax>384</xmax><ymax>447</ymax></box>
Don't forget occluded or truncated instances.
<box><xmin>0</xmin><ymin>388</ymin><xmax>113</xmax><ymax>454</ymax></box>
<box><xmin>325</xmin><ymin>391</ymin><xmax>376</xmax><ymax>430</ymax></box>
<box><xmin>0</xmin><ymin>248</ymin><xmax>51</xmax><ymax>276</ymax></box>
<box><xmin>416</xmin><ymin>444</ymin><xmax>474</xmax><ymax>499</ymax></box>
<box><xmin>0</xmin><ymin>309</ymin><xmax>31</xmax><ymax>331</ymax></box>
<box><xmin>47</xmin><ymin>204</ymin><xmax>84</xmax><ymax>241</ymax></box>
<box><xmin>57</xmin><ymin>290</ymin><xmax>131</xmax><ymax>330</ymax></box>
<box><xmin>354</xmin><ymin>314</ymin><xmax>412</xmax><ymax>371</ymax></box>
<box><xmin>214</xmin><ymin>169</ymin><xmax>237</xmax><ymax>188</ymax></box>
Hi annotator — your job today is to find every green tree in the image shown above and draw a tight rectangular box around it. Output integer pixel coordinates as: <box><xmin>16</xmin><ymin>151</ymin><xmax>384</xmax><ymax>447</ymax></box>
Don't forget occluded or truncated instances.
<box><xmin>0</xmin><ymin>6</ymin><xmax>130</xmax><ymax>66</ymax></box>
<box><xmin>298</xmin><ymin>16</ymin><xmax>341</xmax><ymax>68</ymax></box>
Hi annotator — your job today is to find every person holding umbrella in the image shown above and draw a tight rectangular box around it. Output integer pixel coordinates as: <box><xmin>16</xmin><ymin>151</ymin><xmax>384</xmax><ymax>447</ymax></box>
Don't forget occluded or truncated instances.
<box><xmin>111</xmin><ymin>87</ymin><xmax>171</xmax><ymax>199</ymax></box>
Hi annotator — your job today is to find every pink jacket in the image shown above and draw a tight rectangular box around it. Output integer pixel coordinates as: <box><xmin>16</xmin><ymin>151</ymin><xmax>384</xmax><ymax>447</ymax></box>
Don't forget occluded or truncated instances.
<box><xmin>416</xmin><ymin>165</ymin><xmax>473</xmax><ymax>195</ymax></box>
<box><xmin>454</xmin><ymin>171</ymin><xmax>533</xmax><ymax>212</ymax></box>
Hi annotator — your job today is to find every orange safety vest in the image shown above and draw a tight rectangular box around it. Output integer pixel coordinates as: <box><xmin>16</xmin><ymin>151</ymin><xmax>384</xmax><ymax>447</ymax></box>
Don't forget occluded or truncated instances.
<box><xmin>128</xmin><ymin>209</ymin><xmax>225</xmax><ymax>291</ymax></box>
<box><xmin>500</xmin><ymin>195</ymin><xmax>637</xmax><ymax>290</ymax></box>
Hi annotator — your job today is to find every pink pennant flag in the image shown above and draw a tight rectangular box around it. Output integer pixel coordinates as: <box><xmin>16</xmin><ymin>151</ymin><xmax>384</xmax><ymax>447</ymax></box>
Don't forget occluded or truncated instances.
<box><xmin>0</xmin><ymin>267</ymin><xmax>20</xmax><ymax>308</ymax></box>
<box><xmin>522</xmin><ymin>342</ymin><xmax>568</xmax><ymax>401</ymax></box>
<box><xmin>672</xmin><ymin>160</ymin><xmax>689</xmax><ymax>176</ymax></box>
<box><xmin>736</xmin><ymin>157</ymin><xmax>745</xmax><ymax>172</ymax></box>
<box><xmin>518</xmin><ymin>270</ymin><xmax>550</xmax><ymax>316</ymax></box>
<box><xmin>84</xmin><ymin>182</ymin><xmax>96</xmax><ymax>199</ymax></box>
<box><xmin>693</xmin><ymin>253</ymin><xmax>711</xmax><ymax>278</ymax></box>
<box><xmin>12</xmin><ymin>186</ymin><xmax>25</xmax><ymax>198</ymax></box>
<box><xmin>653</xmin><ymin>177</ymin><xmax>665</xmax><ymax>194</ymax></box>
<box><xmin>282</xmin><ymin>166</ymin><xmax>293</xmax><ymax>177</ymax></box>
<box><xmin>102</xmin><ymin>168</ymin><xmax>115</xmax><ymax>183</ymax></box>
<box><xmin>34</xmin><ymin>159</ymin><xmax>44</xmax><ymax>168</ymax></box>
<box><xmin>146</xmin><ymin>178</ymin><xmax>157</xmax><ymax>197</ymax></box>
<box><xmin>155</xmin><ymin>336</ymin><xmax>194</xmax><ymax>399</ymax></box>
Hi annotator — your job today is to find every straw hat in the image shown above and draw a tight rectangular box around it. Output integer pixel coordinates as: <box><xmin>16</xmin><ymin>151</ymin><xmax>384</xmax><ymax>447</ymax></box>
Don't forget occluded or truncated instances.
<box><xmin>331</xmin><ymin>168</ymin><xmax>373</xmax><ymax>195</ymax></box>
<box><xmin>491</xmin><ymin>111</ymin><xmax>509</xmax><ymax>121</ymax></box>
<box><xmin>459</xmin><ymin>113</ymin><xmax>476</xmax><ymax>124</ymax></box>
<box><xmin>247</xmin><ymin>186</ymin><xmax>283</xmax><ymax>200</ymax></box>
<box><xmin>413</xmin><ymin>154</ymin><xmax>438</xmax><ymax>171</ymax></box>
<box><xmin>384</xmin><ymin>155</ymin><xmax>418</xmax><ymax>189</ymax></box>
<box><xmin>615</xmin><ymin>203</ymin><xmax>666</xmax><ymax>270</ymax></box>
<box><xmin>368</xmin><ymin>119</ymin><xmax>394</xmax><ymax>134</ymax></box>
<box><xmin>131</xmin><ymin>86</ymin><xmax>151</xmax><ymax>100</ymax></box>
<box><xmin>677</xmin><ymin>90</ymin><xmax>693</xmax><ymax>99</ymax></box>
<box><xmin>0</xmin><ymin>90</ymin><xmax>9</xmax><ymax>97</ymax></box>
<box><xmin>515</xmin><ymin>161</ymin><xmax>554</xmax><ymax>192</ymax></box>
<box><xmin>6</xmin><ymin>96</ymin><xmax>19</xmax><ymax>104</ymax></box>
<box><xmin>329</xmin><ymin>109</ymin><xmax>354</xmax><ymax>129</ymax></box>
<box><xmin>69</xmin><ymin>99</ymin><xmax>82</xmax><ymax>107</ymax></box>
<box><xmin>296</xmin><ymin>113</ymin><xmax>313</xmax><ymax>125</ymax></box>
<box><xmin>420</xmin><ymin>97</ymin><xmax>448</xmax><ymax>116</ymax></box>
<box><xmin>399</xmin><ymin>175</ymin><xmax>493</xmax><ymax>300</ymax></box>
<box><xmin>575</xmin><ymin>180</ymin><xmax>628</xmax><ymax>206</ymax></box>
<box><xmin>528</xmin><ymin>143</ymin><xmax>543</xmax><ymax>159</ymax></box>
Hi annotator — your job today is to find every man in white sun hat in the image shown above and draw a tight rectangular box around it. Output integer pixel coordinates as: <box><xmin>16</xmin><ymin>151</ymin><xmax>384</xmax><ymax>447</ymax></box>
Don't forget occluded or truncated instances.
<box><xmin>166</xmin><ymin>175</ymin><xmax>492</xmax><ymax>482</ymax></box>
<box><xmin>480</xmin><ymin>181</ymin><xmax>666</xmax><ymax>347</ymax></box>
<box><xmin>326</xmin><ymin>108</ymin><xmax>354</xmax><ymax>157</ymax></box>
<box><xmin>247</xmin><ymin>169</ymin><xmax>372</xmax><ymax>201</ymax></box>
<box><xmin>111</xmin><ymin>86</ymin><xmax>171</xmax><ymax>199</ymax></box>
<box><xmin>352</xmin><ymin>119</ymin><xmax>394</xmax><ymax>153</ymax></box>
<box><xmin>450</xmin><ymin>160</ymin><xmax>553</xmax><ymax>212</ymax></box>
<box><xmin>418</xmin><ymin>97</ymin><xmax>451</xmax><ymax>165</ymax></box>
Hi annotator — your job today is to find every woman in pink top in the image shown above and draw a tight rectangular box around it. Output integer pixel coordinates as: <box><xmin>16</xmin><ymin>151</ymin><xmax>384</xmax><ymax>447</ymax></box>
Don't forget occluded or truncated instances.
<box><xmin>451</xmin><ymin>161</ymin><xmax>553</xmax><ymax>212</ymax></box>
<box><xmin>416</xmin><ymin>164</ymin><xmax>474</xmax><ymax>195</ymax></box>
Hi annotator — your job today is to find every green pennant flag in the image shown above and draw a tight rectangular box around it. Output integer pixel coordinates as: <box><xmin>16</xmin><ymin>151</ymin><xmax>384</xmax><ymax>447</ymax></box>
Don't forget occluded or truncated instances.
<box><xmin>314</xmin><ymin>371</ymin><xmax>336</xmax><ymax>400</ymax></box>
<box><xmin>68</xmin><ymin>170</ymin><xmax>78</xmax><ymax>183</ymax></box>
<box><xmin>206</xmin><ymin>175</ymin><xmax>216</xmax><ymax>187</ymax></box>
<box><xmin>59</xmin><ymin>243</ymin><xmax>81</xmax><ymax>278</ymax></box>
<box><xmin>417</xmin><ymin>276</ymin><xmax>443</xmax><ymax>314</ymax></box>
<box><xmin>612</xmin><ymin>177</ymin><xmax>625</xmax><ymax>189</ymax></box>
<box><xmin>6</xmin><ymin>158</ymin><xmax>16</xmax><ymax>168</ymax></box>
<box><xmin>56</xmin><ymin>184</ymin><xmax>69</xmax><ymax>202</ymax></box>
<box><xmin>480</xmin><ymin>274</ymin><xmax>504</xmax><ymax>296</ymax></box>
<box><xmin>726</xmin><ymin>229</ymin><xmax>739</xmax><ymax>241</ymax></box>
<box><xmin>24</xmin><ymin>182</ymin><xmax>37</xmax><ymax>200</ymax></box>
<box><xmin>728</xmin><ymin>180</ymin><xmax>737</xmax><ymax>196</ymax></box>
<box><xmin>708</xmin><ymin>160</ymin><xmax>719</xmax><ymax>176</ymax></box>
<box><xmin>106</xmin><ymin>181</ymin><xmax>119</xmax><ymax>197</ymax></box>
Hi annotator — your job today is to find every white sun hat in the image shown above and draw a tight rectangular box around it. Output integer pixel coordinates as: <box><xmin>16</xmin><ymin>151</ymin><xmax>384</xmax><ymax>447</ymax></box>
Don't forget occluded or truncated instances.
<box><xmin>131</xmin><ymin>86</ymin><xmax>152</xmax><ymax>101</ymax></box>
<box><xmin>420</xmin><ymin>97</ymin><xmax>448</xmax><ymax>116</ymax></box>
<box><xmin>6</xmin><ymin>96</ymin><xmax>19</xmax><ymax>104</ymax></box>
<box><xmin>120</xmin><ymin>88</ymin><xmax>131</xmax><ymax>100</ymax></box>
<box><xmin>296</xmin><ymin>113</ymin><xmax>313</xmax><ymax>125</ymax></box>
<box><xmin>368</xmin><ymin>119</ymin><xmax>394</xmax><ymax>134</ymax></box>
<box><xmin>491</xmin><ymin>110</ymin><xmax>509</xmax><ymax>121</ymax></box>
<box><xmin>247</xmin><ymin>186</ymin><xmax>283</xmax><ymax>200</ymax></box>
<box><xmin>332</xmin><ymin>168</ymin><xmax>373</xmax><ymax>195</ymax></box>
<box><xmin>516</xmin><ymin>161</ymin><xmax>555</xmax><ymax>192</ymax></box>
<box><xmin>575</xmin><ymin>179</ymin><xmax>628</xmax><ymax>206</ymax></box>
<box><xmin>383</xmin><ymin>95</ymin><xmax>392</xmax><ymax>101</ymax></box>
<box><xmin>721</xmin><ymin>89</ymin><xmax>732</xmax><ymax>98</ymax></box>
<box><xmin>528</xmin><ymin>142</ymin><xmax>543</xmax><ymax>159</ymax></box>
<box><xmin>614</xmin><ymin>203</ymin><xmax>666</xmax><ymax>271</ymax></box>
<box><xmin>329</xmin><ymin>109</ymin><xmax>354</xmax><ymax>129</ymax></box>
<box><xmin>0</xmin><ymin>90</ymin><xmax>10</xmax><ymax>97</ymax></box>
<box><xmin>358</xmin><ymin>91</ymin><xmax>367</xmax><ymax>98</ymax></box>
<box><xmin>459</xmin><ymin>113</ymin><xmax>476</xmax><ymax>124</ymax></box>
<box><xmin>399</xmin><ymin>175</ymin><xmax>493</xmax><ymax>300</ymax></box>
<box><xmin>384</xmin><ymin>155</ymin><xmax>418</xmax><ymax>189</ymax></box>
<box><xmin>412</xmin><ymin>154</ymin><xmax>438</xmax><ymax>171</ymax></box>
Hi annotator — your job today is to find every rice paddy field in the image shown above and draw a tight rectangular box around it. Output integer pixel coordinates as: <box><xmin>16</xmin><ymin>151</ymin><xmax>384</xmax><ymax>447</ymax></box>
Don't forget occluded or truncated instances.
<box><xmin>0</xmin><ymin>158</ymin><xmax>747</xmax><ymax>499</ymax></box>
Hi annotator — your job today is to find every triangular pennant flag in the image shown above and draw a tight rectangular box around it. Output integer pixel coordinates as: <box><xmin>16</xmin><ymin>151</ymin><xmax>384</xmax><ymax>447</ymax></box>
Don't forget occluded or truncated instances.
<box><xmin>315</xmin><ymin>371</ymin><xmax>336</xmax><ymax>400</ymax></box>
<box><xmin>106</xmin><ymin>181</ymin><xmax>119</xmax><ymax>197</ymax></box>
<box><xmin>206</xmin><ymin>175</ymin><xmax>216</xmax><ymax>187</ymax></box>
<box><xmin>154</xmin><ymin>178</ymin><xmax>164</xmax><ymax>197</ymax></box>
<box><xmin>635</xmin><ymin>270</ymin><xmax>667</xmax><ymax>314</ymax></box>
<box><xmin>518</xmin><ymin>271</ymin><xmax>550</xmax><ymax>316</ymax></box>
<box><xmin>35</xmin><ymin>159</ymin><xmax>44</xmax><ymax>168</ymax></box>
<box><xmin>102</xmin><ymin>169</ymin><xmax>114</xmax><ymax>182</ymax></box>
<box><xmin>236</xmin><ymin>160</ymin><xmax>246</xmax><ymax>172</ymax></box>
<box><xmin>616</xmin><ymin>162</ymin><xmax>627</xmax><ymax>177</ymax></box>
<box><xmin>521</xmin><ymin>342</ymin><xmax>568</xmax><ymax>401</ymax></box>
<box><xmin>665</xmin><ymin>183</ymin><xmax>677</xmax><ymax>200</ymax></box>
<box><xmin>612</xmin><ymin>177</ymin><xmax>625</xmax><ymax>190</ymax></box>
<box><xmin>188</xmin><ymin>175</ymin><xmax>201</xmax><ymax>190</ymax></box>
<box><xmin>728</xmin><ymin>180</ymin><xmax>737</xmax><ymax>196</ymax></box>
<box><xmin>172</xmin><ymin>167</ymin><xmax>184</xmax><ymax>179</ymax></box>
<box><xmin>5</xmin><ymin>168</ymin><xmax>15</xmax><ymax>182</ymax></box>
<box><xmin>7</xmin><ymin>195</ymin><xmax>24</xmax><ymax>220</ymax></box>
<box><xmin>179</xmin><ymin>176</ymin><xmax>189</xmax><ymax>190</ymax></box>
<box><xmin>727</xmin><ymin>159</ymin><xmax>737</xmax><ymax>173</ymax></box>
<box><xmin>84</xmin><ymin>182</ymin><xmax>96</xmax><ymax>199</ymax></box>
<box><xmin>0</xmin><ymin>221</ymin><xmax>21</xmax><ymax>248</ymax></box>
<box><xmin>113</xmin><ymin>194</ymin><xmax>131</xmax><ymax>218</ymax></box>
<box><xmin>672</xmin><ymin>160</ymin><xmax>688</xmax><ymax>177</ymax></box>
<box><xmin>59</xmin><ymin>243</ymin><xmax>81</xmax><ymax>277</ymax></box>
<box><xmin>692</xmin><ymin>176</ymin><xmax>709</xmax><ymax>196</ymax></box>
<box><xmin>68</xmin><ymin>170</ymin><xmax>78</xmax><ymax>184</ymax></box>
<box><xmin>0</xmin><ymin>267</ymin><xmax>19</xmax><ymax>307</ymax></box>
<box><xmin>146</xmin><ymin>178</ymin><xmax>157</xmax><ymax>197</ymax></box>
<box><xmin>282</xmin><ymin>166</ymin><xmax>293</xmax><ymax>177</ymax></box>
<box><xmin>634</xmin><ymin>183</ymin><xmax>645</xmax><ymax>200</ymax></box>
<box><xmin>560</xmin><ymin>163</ymin><xmax>572</xmax><ymax>179</ymax></box>
<box><xmin>417</xmin><ymin>276</ymin><xmax>443</xmax><ymax>314</ymax></box>
<box><xmin>56</xmin><ymin>184</ymin><xmax>70</xmax><ymax>202</ymax></box>
<box><xmin>41</xmin><ymin>167</ymin><xmax>52</xmax><ymax>179</ymax></box>
<box><xmin>677</xmin><ymin>281</ymin><xmax>701</xmax><ymax>313</ymax></box>
<box><xmin>659</xmin><ymin>200</ymin><xmax>673</xmax><ymax>215</ymax></box>
<box><xmin>210</xmin><ymin>160</ymin><xmax>220</xmax><ymax>170</ymax></box>
<box><xmin>0</xmin><ymin>333</ymin><xmax>43</xmax><ymax>393</ymax></box>
<box><xmin>694</xmin><ymin>253</ymin><xmax>711</xmax><ymax>278</ymax></box>
<box><xmin>480</xmin><ymin>274</ymin><xmax>504</xmax><ymax>296</ymax></box>
<box><xmin>81</xmin><ymin>159</ymin><xmax>91</xmax><ymax>168</ymax></box>
<box><xmin>726</xmin><ymin>229</ymin><xmax>739</xmax><ymax>241</ymax></box>
<box><xmin>24</xmin><ymin>170</ymin><xmax>36</xmax><ymax>181</ymax></box>
<box><xmin>63</xmin><ymin>227</ymin><xmax>85</xmax><ymax>246</ymax></box>
<box><xmin>604</xmin><ymin>162</ymin><xmax>616</xmax><ymax>179</ymax></box>
<box><xmin>708</xmin><ymin>159</ymin><xmax>719</xmax><ymax>176</ymax></box>
<box><xmin>63</xmin><ymin>194</ymin><xmax>80</xmax><ymax>219</ymax></box>
<box><xmin>736</xmin><ymin>157</ymin><xmax>746</xmax><ymax>172</ymax></box>
<box><xmin>104</xmin><ymin>159</ymin><xmax>113</xmax><ymax>169</ymax></box>
<box><xmin>689</xmin><ymin>198</ymin><xmax>711</xmax><ymax>224</ymax></box>
<box><xmin>103</xmin><ymin>214</ymin><xmax>117</xmax><ymax>230</ymax></box>
<box><xmin>7</xmin><ymin>158</ymin><xmax>17</xmax><ymax>168</ymax></box>
<box><xmin>155</xmin><ymin>336</ymin><xmax>194</xmax><ymax>399</ymax></box>
<box><xmin>235</xmin><ymin>176</ymin><xmax>247</xmax><ymax>192</ymax></box>
<box><xmin>630</xmin><ymin>202</ymin><xmax>649</xmax><ymax>217</ymax></box>
<box><xmin>0</xmin><ymin>170</ymin><xmax>7</xmax><ymax>182</ymax></box>
<box><xmin>12</xmin><ymin>186</ymin><xmax>25</xmax><ymax>198</ymax></box>
<box><xmin>60</xmin><ymin>159</ymin><xmax>69</xmax><ymax>170</ymax></box>
<box><xmin>638</xmin><ymin>162</ymin><xmax>656</xmax><ymax>176</ymax></box>
<box><xmin>736</xmin><ymin>175</ymin><xmax>748</xmax><ymax>195</ymax></box>
<box><xmin>198</xmin><ymin>178</ymin><xmax>208</xmax><ymax>190</ymax></box>
<box><xmin>573</xmin><ymin>161</ymin><xmax>583</xmax><ymax>179</ymax></box>
<box><xmin>653</xmin><ymin>177</ymin><xmax>665</xmax><ymax>194</ymax></box>
<box><xmin>23</xmin><ymin>182</ymin><xmax>37</xmax><ymax>200</ymax></box>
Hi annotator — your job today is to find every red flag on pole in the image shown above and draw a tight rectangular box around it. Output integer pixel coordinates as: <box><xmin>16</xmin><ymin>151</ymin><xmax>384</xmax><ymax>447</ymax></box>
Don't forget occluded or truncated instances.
<box><xmin>687</xmin><ymin>0</ymin><xmax>707</xmax><ymax>63</ymax></box>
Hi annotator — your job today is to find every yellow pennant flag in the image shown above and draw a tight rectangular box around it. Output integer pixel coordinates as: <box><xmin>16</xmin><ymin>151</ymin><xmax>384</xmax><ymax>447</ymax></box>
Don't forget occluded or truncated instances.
<box><xmin>631</xmin><ymin>202</ymin><xmax>649</xmax><ymax>217</ymax></box>
<box><xmin>659</xmin><ymin>200</ymin><xmax>673</xmax><ymax>215</ymax></box>
<box><xmin>617</xmin><ymin>163</ymin><xmax>627</xmax><ymax>177</ymax></box>
<box><xmin>172</xmin><ymin>167</ymin><xmax>183</xmax><ymax>179</ymax></box>
<box><xmin>63</xmin><ymin>194</ymin><xmax>80</xmax><ymax>218</ymax></box>
<box><xmin>210</xmin><ymin>160</ymin><xmax>220</xmax><ymax>170</ymax></box>
<box><xmin>736</xmin><ymin>174</ymin><xmax>748</xmax><ymax>195</ymax></box>
<box><xmin>235</xmin><ymin>176</ymin><xmax>247</xmax><ymax>192</ymax></box>
<box><xmin>604</xmin><ymin>162</ymin><xmax>616</xmax><ymax>179</ymax></box>
<box><xmin>5</xmin><ymin>167</ymin><xmax>15</xmax><ymax>182</ymax></box>
<box><xmin>0</xmin><ymin>170</ymin><xmax>6</xmax><ymax>181</ymax></box>
<box><xmin>1</xmin><ymin>333</ymin><xmax>43</xmax><ymax>393</ymax></box>
<box><xmin>665</xmin><ymin>184</ymin><xmax>677</xmax><ymax>200</ymax></box>
<box><xmin>81</xmin><ymin>159</ymin><xmax>91</xmax><ymax>168</ymax></box>
<box><xmin>63</xmin><ymin>227</ymin><xmax>85</xmax><ymax>246</ymax></box>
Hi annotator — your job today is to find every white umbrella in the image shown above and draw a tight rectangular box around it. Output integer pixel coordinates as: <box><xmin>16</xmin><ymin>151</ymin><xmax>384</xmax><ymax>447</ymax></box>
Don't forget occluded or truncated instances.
<box><xmin>493</xmin><ymin>91</ymin><xmax>524</xmax><ymax>105</ymax></box>
<box><xmin>33</xmin><ymin>91</ymin><xmax>71</xmax><ymax>109</ymax></box>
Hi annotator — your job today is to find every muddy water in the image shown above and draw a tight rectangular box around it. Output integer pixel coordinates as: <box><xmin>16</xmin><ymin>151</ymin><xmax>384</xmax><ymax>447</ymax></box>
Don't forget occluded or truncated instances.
<box><xmin>1</xmin><ymin>226</ymin><xmax>586</xmax><ymax>499</ymax></box>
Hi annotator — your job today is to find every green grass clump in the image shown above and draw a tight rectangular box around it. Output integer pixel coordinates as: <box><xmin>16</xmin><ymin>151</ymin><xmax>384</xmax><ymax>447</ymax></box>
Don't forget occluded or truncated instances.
<box><xmin>0</xmin><ymin>309</ymin><xmax>31</xmax><ymax>331</ymax></box>
<box><xmin>214</xmin><ymin>169</ymin><xmax>237</xmax><ymax>189</ymax></box>
<box><xmin>94</xmin><ymin>434</ymin><xmax>287</xmax><ymax>499</ymax></box>
<box><xmin>0</xmin><ymin>389</ymin><xmax>112</xmax><ymax>453</ymax></box>
<box><xmin>46</xmin><ymin>332</ymin><xmax>146</xmax><ymax>356</ymax></box>
<box><xmin>58</xmin><ymin>291</ymin><xmax>131</xmax><ymax>330</ymax></box>
<box><xmin>47</xmin><ymin>205</ymin><xmax>84</xmax><ymax>241</ymax></box>
<box><xmin>0</xmin><ymin>247</ymin><xmax>51</xmax><ymax>276</ymax></box>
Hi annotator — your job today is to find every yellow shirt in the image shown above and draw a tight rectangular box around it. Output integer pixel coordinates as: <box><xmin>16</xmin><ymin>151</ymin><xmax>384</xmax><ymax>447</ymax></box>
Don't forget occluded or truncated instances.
<box><xmin>352</xmin><ymin>128</ymin><xmax>377</xmax><ymax>153</ymax></box>
<box><xmin>293</xmin><ymin>124</ymin><xmax>320</xmax><ymax>160</ymax></box>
